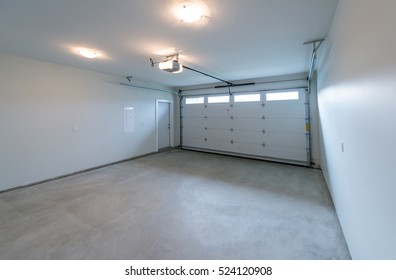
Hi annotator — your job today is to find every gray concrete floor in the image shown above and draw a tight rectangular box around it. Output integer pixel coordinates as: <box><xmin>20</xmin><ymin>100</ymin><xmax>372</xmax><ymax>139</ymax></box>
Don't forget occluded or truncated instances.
<box><xmin>0</xmin><ymin>150</ymin><xmax>350</xmax><ymax>259</ymax></box>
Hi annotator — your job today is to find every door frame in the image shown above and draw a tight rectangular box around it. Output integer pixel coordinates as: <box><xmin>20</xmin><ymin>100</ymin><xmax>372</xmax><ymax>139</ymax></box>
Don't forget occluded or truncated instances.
<box><xmin>155</xmin><ymin>99</ymin><xmax>174</xmax><ymax>151</ymax></box>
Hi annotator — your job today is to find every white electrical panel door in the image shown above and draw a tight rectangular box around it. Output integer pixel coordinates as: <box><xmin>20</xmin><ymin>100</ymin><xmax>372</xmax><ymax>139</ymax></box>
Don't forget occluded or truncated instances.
<box><xmin>181</xmin><ymin>90</ymin><xmax>308</xmax><ymax>165</ymax></box>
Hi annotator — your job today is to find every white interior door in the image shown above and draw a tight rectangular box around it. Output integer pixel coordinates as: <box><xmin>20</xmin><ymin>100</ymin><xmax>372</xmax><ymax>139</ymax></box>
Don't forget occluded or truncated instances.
<box><xmin>158</xmin><ymin>102</ymin><xmax>170</xmax><ymax>149</ymax></box>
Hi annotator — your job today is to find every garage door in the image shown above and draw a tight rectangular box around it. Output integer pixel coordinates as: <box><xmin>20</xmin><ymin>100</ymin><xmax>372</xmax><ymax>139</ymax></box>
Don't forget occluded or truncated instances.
<box><xmin>181</xmin><ymin>89</ymin><xmax>310</xmax><ymax>166</ymax></box>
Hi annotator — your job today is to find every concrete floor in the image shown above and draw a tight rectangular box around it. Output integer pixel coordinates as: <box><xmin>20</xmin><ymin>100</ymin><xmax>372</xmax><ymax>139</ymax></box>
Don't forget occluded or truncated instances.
<box><xmin>0</xmin><ymin>150</ymin><xmax>350</xmax><ymax>259</ymax></box>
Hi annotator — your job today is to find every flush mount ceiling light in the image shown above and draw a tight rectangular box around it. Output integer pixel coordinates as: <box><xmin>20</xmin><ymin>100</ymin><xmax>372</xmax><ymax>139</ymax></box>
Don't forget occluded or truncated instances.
<box><xmin>176</xmin><ymin>3</ymin><xmax>203</xmax><ymax>23</ymax></box>
<box><xmin>77</xmin><ymin>48</ymin><xmax>99</xmax><ymax>59</ymax></box>
<box><xmin>174</xmin><ymin>0</ymin><xmax>209</xmax><ymax>23</ymax></box>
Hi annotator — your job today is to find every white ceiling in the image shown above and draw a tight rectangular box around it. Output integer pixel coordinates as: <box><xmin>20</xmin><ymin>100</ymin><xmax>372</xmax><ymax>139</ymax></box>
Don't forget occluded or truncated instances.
<box><xmin>0</xmin><ymin>0</ymin><xmax>338</xmax><ymax>87</ymax></box>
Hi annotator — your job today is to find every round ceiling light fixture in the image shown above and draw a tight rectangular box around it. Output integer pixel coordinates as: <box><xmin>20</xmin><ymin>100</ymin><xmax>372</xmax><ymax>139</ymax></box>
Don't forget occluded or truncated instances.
<box><xmin>175</xmin><ymin>1</ymin><xmax>204</xmax><ymax>23</ymax></box>
<box><xmin>78</xmin><ymin>48</ymin><xmax>99</xmax><ymax>59</ymax></box>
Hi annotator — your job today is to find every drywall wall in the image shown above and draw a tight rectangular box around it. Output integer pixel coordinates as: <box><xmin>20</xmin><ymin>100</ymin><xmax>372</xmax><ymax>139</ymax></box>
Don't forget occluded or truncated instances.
<box><xmin>317</xmin><ymin>0</ymin><xmax>396</xmax><ymax>259</ymax></box>
<box><xmin>0</xmin><ymin>53</ymin><xmax>178</xmax><ymax>191</ymax></box>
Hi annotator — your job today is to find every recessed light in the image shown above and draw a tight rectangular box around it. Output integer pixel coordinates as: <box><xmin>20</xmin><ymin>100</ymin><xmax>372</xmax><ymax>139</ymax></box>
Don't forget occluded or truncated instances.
<box><xmin>78</xmin><ymin>49</ymin><xmax>98</xmax><ymax>59</ymax></box>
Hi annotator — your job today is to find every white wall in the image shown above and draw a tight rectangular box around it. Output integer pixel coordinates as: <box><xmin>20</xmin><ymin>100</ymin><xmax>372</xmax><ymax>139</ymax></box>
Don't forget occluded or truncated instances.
<box><xmin>0</xmin><ymin>53</ymin><xmax>177</xmax><ymax>191</ymax></box>
<box><xmin>317</xmin><ymin>0</ymin><xmax>396</xmax><ymax>259</ymax></box>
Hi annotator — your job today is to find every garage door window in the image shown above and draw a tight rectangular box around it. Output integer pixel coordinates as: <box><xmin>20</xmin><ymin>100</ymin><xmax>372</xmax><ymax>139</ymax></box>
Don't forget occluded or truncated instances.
<box><xmin>266</xmin><ymin>91</ymin><xmax>299</xmax><ymax>101</ymax></box>
<box><xmin>234</xmin><ymin>93</ymin><xmax>260</xmax><ymax>102</ymax></box>
<box><xmin>185</xmin><ymin>97</ymin><xmax>204</xmax><ymax>105</ymax></box>
<box><xmin>208</xmin><ymin>95</ymin><xmax>230</xmax><ymax>103</ymax></box>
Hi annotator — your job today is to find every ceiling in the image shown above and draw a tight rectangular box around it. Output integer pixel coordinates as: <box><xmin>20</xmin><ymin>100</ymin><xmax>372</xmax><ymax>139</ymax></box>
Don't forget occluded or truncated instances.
<box><xmin>0</xmin><ymin>0</ymin><xmax>338</xmax><ymax>88</ymax></box>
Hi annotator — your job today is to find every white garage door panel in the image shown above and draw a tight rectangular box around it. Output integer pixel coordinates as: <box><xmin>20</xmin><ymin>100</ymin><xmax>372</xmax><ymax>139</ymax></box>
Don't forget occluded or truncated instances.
<box><xmin>264</xmin><ymin>132</ymin><xmax>307</xmax><ymax>148</ymax></box>
<box><xmin>182</xmin><ymin>105</ymin><xmax>206</xmax><ymax>117</ymax></box>
<box><xmin>207</xmin><ymin>129</ymin><xmax>233</xmax><ymax>141</ymax></box>
<box><xmin>229</xmin><ymin>143</ymin><xmax>305</xmax><ymax>161</ymax></box>
<box><xmin>206</xmin><ymin>140</ymin><xmax>234</xmax><ymax>151</ymax></box>
<box><xmin>183</xmin><ymin>127</ymin><xmax>206</xmax><ymax>139</ymax></box>
<box><xmin>231</xmin><ymin>130</ymin><xmax>265</xmax><ymax>144</ymax></box>
<box><xmin>206</xmin><ymin>105</ymin><xmax>231</xmax><ymax>117</ymax></box>
<box><xmin>182</xmin><ymin>117</ymin><xmax>206</xmax><ymax>128</ymax></box>
<box><xmin>264</xmin><ymin>119</ymin><xmax>306</xmax><ymax>133</ymax></box>
<box><xmin>232</xmin><ymin>118</ymin><xmax>265</xmax><ymax>128</ymax></box>
<box><xmin>263</xmin><ymin>146</ymin><xmax>307</xmax><ymax>162</ymax></box>
<box><xmin>264</xmin><ymin>105</ymin><xmax>305</xmax><ymax>118</ymax></box>
<box><xmin>229</xmin><ymin>143</ymin><xmax>305</xmax><ymax>162</ymax></box>
<box><xmin>232</xmin><ymin>142</ymin><xmax>266</xmax><ymax>156</ymax></box>
<box><xmin>206</xmin><ymin>118</ymin><xmax>233</xmax><ymax>129</ymax></box>
<box><xmin>183</xmin><ymin>138</ymin><xmax>207</xmax><ymax>148</ymax></box>
<box><xmin>232</xmin><ymin>103</ymin><xmax>263</xmax><ymax>117</ymax></box>
<box><xmin>181</xmin><ymin>89</ymin><xmax>308</xmax><ymax>166</ymax></box>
